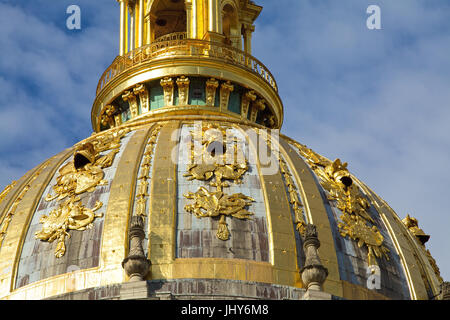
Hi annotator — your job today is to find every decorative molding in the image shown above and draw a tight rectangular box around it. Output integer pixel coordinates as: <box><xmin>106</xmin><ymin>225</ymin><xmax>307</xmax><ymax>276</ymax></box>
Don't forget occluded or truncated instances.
<box><xmin>176</xmin><ymin>76</ymin><xmax>190</xmax><ymax>106</ymax></box>
<box><xmin>122</xmin><ymin>90</ymin><xmax>139</xmax><ymax>119</ymax></box>
<box><xmin>160</xmin><ymin>77</ymin><xmax>174</xmax><ymax>107</ymax></box>
<box><xmin>250</xmin><ymin>98</ymin><xmax>265</xmax><ymax>122</ymax></box>
<box><xmin>133</xmin><ymin>83</ymin><xmax>150</xmax><ymax>114</ymax></box>
<box><xmin>0</xmin><ymin>161</ymin><xmax>52</xmax><ymax>247</ymax></box>
<box><xmin>205</xmin><ymin>78</ymin><xmax>219</xmax><ymax>106</ymax></box>
<box><xmin>134</xmin><ymin>124</ymin><xmax>162</xmax><ymax>217</ymax></box>
<box><xmin>241</xmin><ymin>90</ymin><xmax>256</xmax><ymax>119</ymax></box>
<box><xmin>219</xmin><ymin>81</ymin><xmax>234</xmax><ymax>111</ymax></box>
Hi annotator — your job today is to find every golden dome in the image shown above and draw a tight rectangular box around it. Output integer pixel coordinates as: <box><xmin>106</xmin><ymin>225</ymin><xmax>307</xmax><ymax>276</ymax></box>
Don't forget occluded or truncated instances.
<box><xmin>0</xmin><ymin>0</ymin><xmax>444</xmax><ymax>300</ymax></box>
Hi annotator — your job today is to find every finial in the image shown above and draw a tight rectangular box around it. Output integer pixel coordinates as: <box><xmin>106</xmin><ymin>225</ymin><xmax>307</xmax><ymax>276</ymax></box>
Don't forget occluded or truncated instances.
<box><xmin>300</xmin><ymin>224</ymin><xmax>329</xmax><ymax>291</ymax></box>
<box><xmin>122</xmin><ymin>216</ymin><xmax>151</xmax><ymax>281</ymax></box>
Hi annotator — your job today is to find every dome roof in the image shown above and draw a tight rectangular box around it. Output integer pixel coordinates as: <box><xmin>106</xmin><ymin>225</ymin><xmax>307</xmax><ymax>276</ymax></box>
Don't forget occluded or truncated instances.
<box><xmin>0</xmin><ymin>117</ymin><xmax>442</xmax><ymax>300</ymax></box>
<box><xmin>0</xmin><ymin>0</ymin><xmax>445</xmax><ymax>301</ymax></box>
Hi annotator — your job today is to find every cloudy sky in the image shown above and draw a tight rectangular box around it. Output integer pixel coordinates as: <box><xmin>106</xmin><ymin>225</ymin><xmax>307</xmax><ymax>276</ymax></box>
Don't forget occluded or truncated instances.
<box><xmin>0</xmin><ymin>0</ymin><xmax>449</xmax><ymax>282</ymax></box>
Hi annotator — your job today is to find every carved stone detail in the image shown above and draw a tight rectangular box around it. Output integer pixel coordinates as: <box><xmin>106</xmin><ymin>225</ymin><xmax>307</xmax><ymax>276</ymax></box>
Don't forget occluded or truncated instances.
<box><xmin>241</xmin><ymin>90</ymin><xmax>256</xmax><ymax>119</ymax></box>
<box><xmin>122</xmin><ymin>90</ymin><xmax>139</xmax><ymax>119</ymax></box>
<box><xmin>300</xmin><ymin>224</ymin><xmax>329</xmax><ymax>291</ymax></box>
<box><xmin>122</xmin><ymin>216</ymin><xmax>151</xmax><ymax>281</ymax></box>
<box><xmin>219</xmin><ymin>81</ymin><xmax>234</xmax><ymax>111</ymax></box>
<box><xmin>205</xmin><ymin>78</ymin><xmax>219</xmax><ymax>106</ymax></box>
<box><xmin>176</xmin><ymin>76</ymin><xmax>190</xmax><ymax>105</ymax></box>
<box><xmin>133</xmin><ymin>83</ymin><xmax>150</xmax><ymax>114</ymax></box>
<box><xmin>250</xmin><ymin>99</ymin><xmax>265</xmax><ymax>122</ymax></box>
<box><xmin>100</xmin><ymin>105</ymin><xmax>118</xmax><ymax>129</ymax></box>
<box><xmin>160</xmin><ymin>77</ymin><xmax>174</xmax><ymax>106</ymax></box>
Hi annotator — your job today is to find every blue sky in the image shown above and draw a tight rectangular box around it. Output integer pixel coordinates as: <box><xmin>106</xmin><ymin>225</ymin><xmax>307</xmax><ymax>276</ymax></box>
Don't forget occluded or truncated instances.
<box><xmin>0</xmin><ymin>0</ymin><xmax>449</xmax><ymax>282</ymax></box>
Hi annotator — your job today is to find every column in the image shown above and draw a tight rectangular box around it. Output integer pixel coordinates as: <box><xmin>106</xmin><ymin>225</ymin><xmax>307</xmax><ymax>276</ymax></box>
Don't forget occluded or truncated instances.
<box><xmin>208</xmin><ymin>0</ymin><xmax>217</xmax><ymax>32</ymax></box>
<box><xmin>138</xmin><ymin>0</ymin><xmax>144</xmax><ymax>47</ymax></box>
<box><xmin>128</xmin><ymin>2</ymin><xmax>135</xmax><ymax>51</ymax></box>
<box><xmin>119</xmin><ymin>0</ymin><xmax>126</xmax><ymax>56</ymax></box>
<box><xmin>186</xmin><ymin>2</ymin><xmax>193</xmax><ymax>38</ymax></box>
<box><xmin>243</xmin><ymin>24</ymin><xmax>255</xmax><ymax>55</ymax></box>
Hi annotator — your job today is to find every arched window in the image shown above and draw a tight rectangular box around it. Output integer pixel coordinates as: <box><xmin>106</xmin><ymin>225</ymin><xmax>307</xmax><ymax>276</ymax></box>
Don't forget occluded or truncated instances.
<box><xmin>148</xmin><ymin>0</ymin><xmax>187</xmax><ymax>42</ymax></box>
<box><xmin>221</xmin><ymin>3</ymin><xmax>240</xmax><ymax>48</ymax></box>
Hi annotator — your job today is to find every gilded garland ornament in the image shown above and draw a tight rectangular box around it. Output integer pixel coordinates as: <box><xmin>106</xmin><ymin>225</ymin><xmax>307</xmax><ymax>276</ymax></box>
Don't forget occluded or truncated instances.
<box><xmin>35</xmin><ymin>128</ymin><xmax>130</xmax><ymax>258</ymax></box>
<box><xmin>183</xmin><ymin>123</ymin><xmax>254</xmax><ymax>241</ymax></box>
<box><xmin>134</xmin><ymin>124</ymin><xmax>162</xmax><ymax>217</ymax></box>
<box><xmin>265</xmin><ymin>131</ymin><xmax>306</xmax><ymax>236</ymax></box>
<box><xmin>294</xmin><ymin>143</ymin><xmax>390</xmax><ymax>265</ymax></box>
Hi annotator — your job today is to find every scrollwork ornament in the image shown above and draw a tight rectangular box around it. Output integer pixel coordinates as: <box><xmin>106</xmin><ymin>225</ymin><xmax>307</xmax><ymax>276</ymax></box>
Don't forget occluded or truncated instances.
<box><xmin>293</xmin><ymin>142</ymin><xmax>390</xmax><ymax>265</ymax></box>
<box><xmin>183</xmin><ymin>123</ymin><xmax>254</xmax><ymax>240</ymax></box>
<box><xmin>35</xmin><ymin>128</ymin><xmax>130</xmax><ymax>257</ymax></box>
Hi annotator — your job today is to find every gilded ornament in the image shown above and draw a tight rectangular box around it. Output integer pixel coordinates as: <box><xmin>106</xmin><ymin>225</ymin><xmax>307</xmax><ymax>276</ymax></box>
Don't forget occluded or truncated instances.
<box><xmin>402</xmin><ymin>214</ymin><xmax>430</xmax><ymax>245</ymax></box>
<box><xmin>0</xmin><ymin>181</ymin><xmax>17</xmax><ymax>205</ymax></box>
<box><xmin>241</xmin><ymin>90</ymin><xmax>256</xmax><ymax>119</ymax></box>
<box><xmin>160</xmin><ymin>77</ymin><xmax>174</xmax><ymax>106</ymax></box>
<box><xmin>35</xmin><ymin>196</ymin><xmax>103</xmax><ymax>258</ymax></box>
<box><xmin>339</xmin><ymin>213</ymin><xmax>389</xmax><ymax>266</ymax></box>
<box><xmin>219</xmin><ymin>81</ymin><xmax>234</xmax><ymax>111</ymax></box>
<box><xmin>205</xmin><ymin>78</ymin><xmax>219</xmax><ymax>106</ymax></box>
<box><xmin>402</xmin><ymin>214</ymin><xmax>442</xmax><ymax>282</ymax></box>
<box><xmin>134</xmin><ymin>125</ymin><xmax>162</xmax><ymax>216</ymax></box>
<box><xmin>294</xmin><ymin>143</ymin><xmax>390</xmax><ymax>265</ymax></box>
<box><xmin>133</xmin><ymin>83</ymin><xmax>150</xmax><ymax>113</ymax></box>
<box><xmin>100</xmin><ymin>105</ymin><xmax>117</xmax><ymax>129</ymax></box>
<box><xmin>279</xmin><ymin>157</ymin><xmax>306</xmax><ymax>236</ymax></box>
<box><xmin>122</xmin><ymin>90</ymin><xmax>139</xmax><ymax>119</ymax></box>
<box><xmin>183</xmin><ymin>123</ymin><xmax>254</xmax><ymax>240</ymax></box>
<box><xmin>0</xmin><ymin>160</ymin><xmax>52</xmax><ymax>246</ymax></box>
<box><xmin>250</xmin><ymin>99</ymin><xmax>265</xmax><ymax>122</ymax></box>
<box><xmin>35</xmin><ymin>128</ymin><xmax>129</xmax><ymax>257</ymax></box>
<box><xmin>176</xmin><ymin>76</ymin><xmax>190</xmax><ymax>106</ymax></box>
